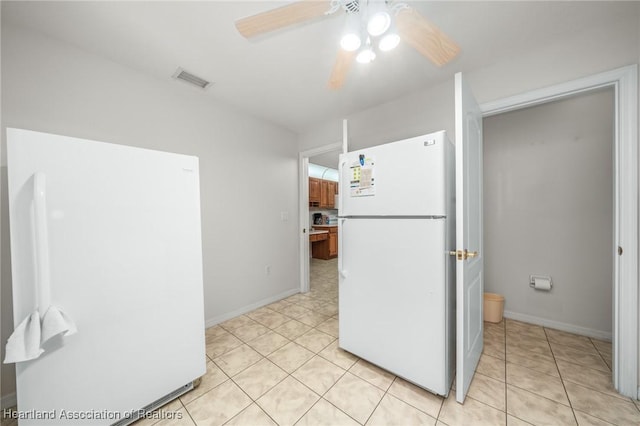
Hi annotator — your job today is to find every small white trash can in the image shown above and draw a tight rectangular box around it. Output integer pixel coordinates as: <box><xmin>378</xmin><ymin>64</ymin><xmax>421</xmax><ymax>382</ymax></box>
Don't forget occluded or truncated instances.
<box><xmin>483</xmin><ymin>293</ymin><xmax>505</xmax><ymax>323</ymax></box>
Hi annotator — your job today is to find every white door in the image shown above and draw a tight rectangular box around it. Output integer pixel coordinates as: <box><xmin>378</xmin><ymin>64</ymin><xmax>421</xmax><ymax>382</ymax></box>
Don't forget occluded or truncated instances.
<box><xmin>454</xmin><ymin>73</ymin><xmax>484</xmax><ymax>403</ymax></box>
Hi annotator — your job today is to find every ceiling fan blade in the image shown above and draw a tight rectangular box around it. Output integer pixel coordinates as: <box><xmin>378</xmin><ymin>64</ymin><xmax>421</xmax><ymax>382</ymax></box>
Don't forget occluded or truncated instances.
<box><xmin>235</xmin><ymin>0</ymin><xmax>332</xmax><ymax>39</ymax></box>
<box><xmin>328</xmin><ymin>49</ymin><xmax>356</xmax><ymax>90</ymax></box>
<box><xmin>396</xmin><ymin>7</ymin><xmax>460</xmax><ymax>66</ymax></box>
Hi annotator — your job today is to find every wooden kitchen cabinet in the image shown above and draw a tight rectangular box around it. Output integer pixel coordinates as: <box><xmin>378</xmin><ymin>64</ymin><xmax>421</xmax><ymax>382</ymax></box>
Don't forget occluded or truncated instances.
<box><xmin>329</xmin><ymin>181</ymin><xmax>338</xmax><ymax>202</ymax></box>
<box><xmin>309</xmin><ymin>232</ymin><xmax>328</xmax><ymax>242</ymax></box>
<box><xmin>320</xmin><ymin>180</ymin><xmax>338</xmax><ymax>208</ymax></box>
<box><xmin>328</xmin><ymin>227</ymin><xmax>338</xmax><ymax>257</ymax></box>
<box><xmin>312</xmin><ymin>225</ymin><xmax>338</xmax><ymax>259</ymax></box>
<box><xmin>309</xmin><ymin>177</ymin><xmax>321</xmax><ymax>207</ymax></box>
<box><xmin>320</xmin><ymin>180</ymin><xmax>333</xmax><ymax>208</ymax></box>
<box><xmin>310</xmin><ymin>178</ymin><xmax>338</xmax><ymax>208</ymax></box>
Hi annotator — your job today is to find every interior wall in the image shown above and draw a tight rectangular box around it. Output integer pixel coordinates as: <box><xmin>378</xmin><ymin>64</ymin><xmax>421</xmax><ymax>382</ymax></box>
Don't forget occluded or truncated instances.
<box><xmin>299</xmin><ymin>79</ymin><xmax>455</xmax><ymax>153</ymax></box>
<box><xmin>483</xmin><ymin>88</ymin><xmax>614</xmax><ymax>337</ymax></box>
<box><xmin>0</xmin><ymin>23</ymin><xmax>300</xmax><ymax>401</ymax></box>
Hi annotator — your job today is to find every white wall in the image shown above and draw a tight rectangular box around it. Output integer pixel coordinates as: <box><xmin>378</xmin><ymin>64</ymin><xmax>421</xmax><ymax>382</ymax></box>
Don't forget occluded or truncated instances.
<box><xmin>0</xmin><ymin>23</ymin><xmax>300</xmax><ymax>401</ymax></box>
<box><xmin>299</xmin><ymin>79</ymin><xmax>454</xmax><ymax>154</ymax></box>
<box><xmin>483</xmin><ymin>88</ymin><xmax>614</xmax><ymax>337</ymax></box>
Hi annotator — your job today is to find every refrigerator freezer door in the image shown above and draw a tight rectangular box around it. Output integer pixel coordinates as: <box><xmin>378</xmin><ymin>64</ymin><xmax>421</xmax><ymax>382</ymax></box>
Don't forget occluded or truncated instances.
<box><xmin>7</xmin><ymin>128</ymin><xmax>205</xmax><ymax>424</ymax></box>
<box><xmin>338</xmin><ymin>217</ymin><xmax>449</xmax><ymax>395</ymax></box>
<box><xmin>339</xmin><ymin>131</ymin><xmax>449</xmax><ymax>217</ymax></box>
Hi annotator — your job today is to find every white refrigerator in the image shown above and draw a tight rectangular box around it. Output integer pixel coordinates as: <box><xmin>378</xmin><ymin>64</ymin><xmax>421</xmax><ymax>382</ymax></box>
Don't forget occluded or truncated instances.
<box><xmin>338</xmin><ymin>130</ymin><xmax>455</xmax><ymax>396</ymax></box>
<box><xmin>5</xmin><ymin>128</ymin><xmax>205</xmax><ymax>425</ymax></box>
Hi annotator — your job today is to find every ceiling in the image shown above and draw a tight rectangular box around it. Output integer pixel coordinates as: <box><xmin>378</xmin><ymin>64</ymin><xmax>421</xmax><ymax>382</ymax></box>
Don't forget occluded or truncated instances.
<box><xmin>2</xmin><ymin>1</ymin><xmax>635</xmax><ymax>134</ymax></box>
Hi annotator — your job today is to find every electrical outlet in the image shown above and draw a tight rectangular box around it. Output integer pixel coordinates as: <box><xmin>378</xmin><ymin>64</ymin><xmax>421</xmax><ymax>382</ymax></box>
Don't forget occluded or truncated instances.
<box><xmin>265</xmin><ymin>265</ymin><xmax>271</xmax><ymax>275</ymax></box>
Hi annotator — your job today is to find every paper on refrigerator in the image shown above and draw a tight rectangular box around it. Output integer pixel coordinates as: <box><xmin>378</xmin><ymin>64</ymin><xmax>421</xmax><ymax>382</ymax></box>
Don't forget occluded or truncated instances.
<box><xmin>350</xmin><ymin>154</ymin><xmax>375</xmax><ymax>197</ymax></box>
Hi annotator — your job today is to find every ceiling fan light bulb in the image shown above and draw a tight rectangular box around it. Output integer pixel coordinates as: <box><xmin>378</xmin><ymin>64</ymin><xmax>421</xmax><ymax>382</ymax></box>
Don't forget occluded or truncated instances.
<box><xmin>340</xmin><ymin>33</ymin><xmax>361</xmax><ymax>52</ymax></box>
<box><xmin>379</xmin><ymin>33</ymin><xmax>400</xmax><ymax>51</ymax></box>
<box><xmin>356</xmin><ymin>48</ymin><xmax>376</xmax><ymax>64</ymax></box>
<box><xmin>367</xmin><ymin>11</ymin><xmax>391</xmax><ymax>37</ymax></box>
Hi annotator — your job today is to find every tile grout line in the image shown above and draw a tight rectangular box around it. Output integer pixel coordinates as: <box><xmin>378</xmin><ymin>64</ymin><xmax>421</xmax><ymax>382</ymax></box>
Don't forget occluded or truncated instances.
<box><xmin>543</xmin><ymin>326</ymin><xmax>580</xmax><ymax>426</ymax></box>
<box><xmin>504</xmin><ymin>321</ymin><xmax>570</xmax><ymax>425</ymax></box>
<box><xmin>433</xmin><ymin>380</ymin><xmax>446</xmax><ymax>423</ymax></box>
<box><xmin>502</xmin><ymin>318</ymin><xmax>508</xmax><ymax>425</ymax></box>
<box><xmin>225</xmin><ymin>365</ymin><xmax>282</xmax><ymax>426</ymax></box>
<box><xmin>270</xmin><ymin>293</ymin><xmax>348</xmax><ymax>424</ymax></box>
<box><xmin>220</xmin><ymin>295</ymin><xmax>339</xmax><ymax>425</ymax></box>
<box><xmin>588</xmin><ymin>336</ymin><xmax>613</xmax><ymax>373</ymax></box>
<box><xmin>179</xmin><ymin>397</ymin><xmax>198</xmax><ymax>426</ymax></box>
<box><xmin>287</xmin><ymin>269</ymin><xmax>364</xmax><ymax>426</ymax></box>
<box><xmin>197</xmin><ymin>309</ymin><xmax>305</xmax><ymax>422</ymax></box>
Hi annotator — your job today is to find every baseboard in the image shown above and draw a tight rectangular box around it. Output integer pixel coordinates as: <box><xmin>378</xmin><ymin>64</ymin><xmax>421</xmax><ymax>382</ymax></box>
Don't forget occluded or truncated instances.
<box><xmin>204</xmin><ymin>287</ymin><xmax>300</xmax><ymax>329</ymax></box>
<box><xmin>503</xmin><ymin>310</ymin><xmax>612</xmax><ymax>341</ymax></box>
<box><xmin>1</xmin><ymin>392</ymin><xmax>16</xmax><ymax>409</ymax></box>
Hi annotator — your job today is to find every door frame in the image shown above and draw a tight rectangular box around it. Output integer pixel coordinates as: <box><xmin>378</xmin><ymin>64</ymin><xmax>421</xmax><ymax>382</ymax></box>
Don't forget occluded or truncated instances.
<box><xmin>298</xmin><ymin>142</ymin><xmax>343</xmax><ymax>293</ymax></box>
<box><xmin>480</xmin><ymin>64</ymin><xmax>638</xmax><ymax>399</ymax></box>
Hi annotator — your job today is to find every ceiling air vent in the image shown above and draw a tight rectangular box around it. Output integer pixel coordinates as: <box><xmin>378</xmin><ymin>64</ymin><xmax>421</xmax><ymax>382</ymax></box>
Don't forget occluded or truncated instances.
<box><xmin>343</xmin><ymin>0</ymin><xmax>359</xmax><ymax>13</ymax></box>
<box><xmin>172</xmin><ymin>68</ymin><xmax>212</xmax><ymax>89</ymax></box>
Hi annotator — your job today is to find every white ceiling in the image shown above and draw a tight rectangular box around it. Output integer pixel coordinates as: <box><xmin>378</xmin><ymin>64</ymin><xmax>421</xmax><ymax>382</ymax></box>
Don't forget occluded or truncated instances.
<box><xmin>2</xmin><ymin>1</ymin><xmax>635</xmax><ymax>134</ymax></box>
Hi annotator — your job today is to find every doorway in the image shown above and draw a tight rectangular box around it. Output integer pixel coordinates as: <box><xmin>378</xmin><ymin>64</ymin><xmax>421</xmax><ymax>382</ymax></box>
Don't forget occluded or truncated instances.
<box><xmin>479</xmin><ymin>65</ymin><xmax>638</xmax><ymax>398</ymax></box>
<box><xmin>483</xmin><ymin>87</ymin><xmax>614</xmax><ymax>340</ymax></box>
<box><xmin>307</xmin><ymin>158</ymin><xmax>340</xmax><ymax>294</ymax></box>
<box><xmin>298</xmin><ymin>143</ymin><xmax>342</xmax><ymax>293</ymax></box>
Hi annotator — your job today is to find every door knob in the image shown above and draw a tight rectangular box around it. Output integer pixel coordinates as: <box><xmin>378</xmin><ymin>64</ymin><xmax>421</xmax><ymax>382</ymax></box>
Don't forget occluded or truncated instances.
<box><xmin>467</xmin><ymin>251</ymin><xmax>478</xmax><ymax>258</ymax></box>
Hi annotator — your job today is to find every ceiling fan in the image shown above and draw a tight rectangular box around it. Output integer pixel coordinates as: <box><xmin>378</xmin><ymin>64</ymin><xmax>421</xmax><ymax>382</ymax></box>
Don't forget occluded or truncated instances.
<box><xmin>235</xmin><ymin>0</ymin><xmax>460</xmax><ymax>89</ymax></box>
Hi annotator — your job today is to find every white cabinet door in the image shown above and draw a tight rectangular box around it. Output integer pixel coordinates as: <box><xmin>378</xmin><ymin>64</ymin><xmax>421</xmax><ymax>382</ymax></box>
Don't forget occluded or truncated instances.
<box><xmin>454</xmin><ymin>73</ymin><xmax>484</xmax><ymax>403</ymax></box>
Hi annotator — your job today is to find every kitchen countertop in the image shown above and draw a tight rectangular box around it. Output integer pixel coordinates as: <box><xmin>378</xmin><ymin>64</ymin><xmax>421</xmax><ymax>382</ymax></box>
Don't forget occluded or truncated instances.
<box><xmin>309</xmin><ymin>230</ymin><xmax>329</xmax><ymax>236</ymax></box>
<box><xmin>312</xmin><ymin>224</ymin><xmax>337</xmax><ymax>228</ymax></box>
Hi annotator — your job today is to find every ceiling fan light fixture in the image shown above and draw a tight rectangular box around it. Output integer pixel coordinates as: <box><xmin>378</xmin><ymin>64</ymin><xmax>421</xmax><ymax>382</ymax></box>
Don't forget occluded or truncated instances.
<box><xmin>356</xmin><ymin>47</ymin><xmax>376</xmax><ymax>64</ymax></box>
<box><xmin>378</xmin><ymin>32</ymin><xmax>400</xmax><ymax>51</ymax></box>
<box><xmin>340</xmin><ymin>11</ymin><xmax>363</xmax><ymax>52</ymax></box>
<box><xmin>367</xmin><ymin>11</ymin><xmax>391</xmax><ymax>36</ymax></box>
<box><xmin>340</xmin><ymin>33</ymin><xmax>362</xmax><ymax>51</ymax></box>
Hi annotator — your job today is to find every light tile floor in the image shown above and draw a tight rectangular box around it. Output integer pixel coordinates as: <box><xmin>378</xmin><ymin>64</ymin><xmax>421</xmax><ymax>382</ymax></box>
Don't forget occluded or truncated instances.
<box><xmin>3</xmin><ymin>258</ymin><xmax>640</xmax><ymax>425</ymax></box>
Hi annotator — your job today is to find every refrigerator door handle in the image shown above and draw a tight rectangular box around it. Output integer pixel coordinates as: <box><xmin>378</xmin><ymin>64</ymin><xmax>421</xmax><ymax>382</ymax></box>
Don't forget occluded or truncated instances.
<box><xmin>339</xmin><ymin>159</ymin><xmax>346</xmax><ymax>215</ymax></box>
<box><xmin>338</xmin><ymin>218</ymin><xmax>346</xmax><ymax>280</ymax></box>
<box><xmin>33</xmin><ymin>172</ymin><xmax>77</xmax><ymax>343</ymax></box>
<box><xmin>33</xmin><ymin>172</ymin><xmax>52</xmax><ymax>317</ymax></box>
